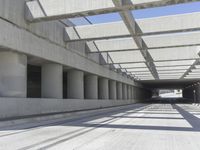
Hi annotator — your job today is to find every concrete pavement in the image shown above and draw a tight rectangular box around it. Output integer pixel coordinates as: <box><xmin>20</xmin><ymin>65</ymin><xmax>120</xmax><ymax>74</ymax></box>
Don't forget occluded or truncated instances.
<box><xmin>0</xmin><ymin>103</ymin><xmax>200</xmax><ymax>150</ymax></box>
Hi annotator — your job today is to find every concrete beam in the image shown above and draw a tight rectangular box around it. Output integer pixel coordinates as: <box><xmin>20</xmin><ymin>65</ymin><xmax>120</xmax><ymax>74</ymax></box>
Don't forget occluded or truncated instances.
<box><xmin>113</xmin><ymin>1</ymin><xmax>159</xmax><ymax>79</ymax></box>
<box><xmin>64</xmin><ymin>11</ymin><xmax>200</xmax><ymax>42</ymax></box>
<box><xmin>90</xmin><ymin>41</ymin><xmax>200</xmax><ymax>54</ymax></box>
<box><xmin>25</xmin><ymin>0</ymin><xmax>197</xmax><ymax>22</ymax></box>
<box><xmin>0</xmin><ymin>16</ymin><xmax>135</xmax><ymax>86</ymax></box>
<box><xmin>181</xmin><ymin>60</ymin><xmax>200</xmax><ymax>79</ymax></box>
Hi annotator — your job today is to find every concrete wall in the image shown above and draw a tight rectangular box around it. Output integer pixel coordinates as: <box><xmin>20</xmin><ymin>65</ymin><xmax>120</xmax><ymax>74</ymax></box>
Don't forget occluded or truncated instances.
<box><xmin>0</xmin><ymin>0</ymin><xmax>137</xmax><ymax>86</ymax></box>
<box><xmin>0</xmin><ymin>98</ymin><xmax>138</xmax><ymax>120</ymax></box>
<box><xmin>0</xmin><ymin>0</ymin><xmax>153</xmax><ymax>120</ymax></box>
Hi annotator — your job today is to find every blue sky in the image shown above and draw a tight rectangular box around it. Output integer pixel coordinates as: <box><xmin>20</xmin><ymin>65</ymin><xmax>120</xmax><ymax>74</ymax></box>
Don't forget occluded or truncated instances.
<box><xmin>70</xmin><ymin>2</ymin><xmax>200</xmax><ymax>25</ymax></box>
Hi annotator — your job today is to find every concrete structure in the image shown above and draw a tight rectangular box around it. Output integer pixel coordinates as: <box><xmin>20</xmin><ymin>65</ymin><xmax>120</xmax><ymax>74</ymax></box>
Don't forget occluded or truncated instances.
<box><xmin>0</xmin><ymin>51</ymin><xmax>27</xmax><ymax>98</ymax></box>
<box><xmin>0</xmin><ymin>0</ymin><xmax>199</xmax><ymax>120</ymax></box>
<box><xmin>67</xmin><ymin>70</ymin><xmax>84</xmax><ymax>99</ymax></box>
<box><xmin>109</xmin><ymin>80</ymin><xmax>117</xmax><ymax>100</ymax></box>
<box><xmin>98</xmin><ymin>78</ymin><xmax>109</xmax><ymax>99</ymax></box>
<box><xmin>122</xmin><ymin>84</ymin><xmax>128</xmax><ymax>100</ymax></box>
<box><xmin>1</xmin><ymin>104</ymin><xmax>200</xmax><ymax>150</ymax></box>
<box><xmin>42</xmin><ymin>63</ymin><xmax>63</xmax><ymax>99</ymax></box>
<box><xmin>2</xmin><ymin>1</ymin><xmax>200</xmax><ymax>149</ymax></box>
<box><xmin>84</xmin><ymin>74</ymin><xmax>98</xmax><ymax>99</ymax></box>
<box><xmin>117</xmin><ymin>82</ymin><xmax>123</xmax><ymax>100</ymax></box>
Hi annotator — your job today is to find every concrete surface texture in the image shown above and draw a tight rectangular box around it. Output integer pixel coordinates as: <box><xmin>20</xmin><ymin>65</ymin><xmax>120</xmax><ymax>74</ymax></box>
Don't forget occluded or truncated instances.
<box><xmin>0</xmin><ymin>51</ymin><xmax>27</xmax><ymax>98</ymax></box>
<box><xmin>0</xmin><ymin>98</ymin><xmax>137</xmax><ymax>119</ymax></box>
<box><xmin>0</xmin><ymin>103</ymin><xmax>200</xmax><ymax>150</ymax></box>
<box><xmin>42</xmin><ymin>63</ymin><xmax>63</xmax><ymax>99</ymax></box>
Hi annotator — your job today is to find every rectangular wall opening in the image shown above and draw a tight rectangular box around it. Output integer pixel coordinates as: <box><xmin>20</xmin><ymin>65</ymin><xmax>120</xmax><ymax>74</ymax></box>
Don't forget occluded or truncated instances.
<box><xmin>27</xmin><ymin>65</ymin><xmax>41</xmax><ymax>98</ymax></box>
<box><xmin>159</xmin><ymin>89</ymin><xmax>183</xmax><ymax>98</ymax></box>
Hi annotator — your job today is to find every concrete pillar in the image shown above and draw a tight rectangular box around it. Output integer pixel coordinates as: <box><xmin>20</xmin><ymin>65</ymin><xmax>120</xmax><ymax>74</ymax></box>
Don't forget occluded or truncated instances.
<box><xmin>98</xmin><ymin>78</ymin><xmax>109</xmax><ymax>99</ymax></box>
<box><xmin>42</xmin><ymin>63</ymin><xmax>63</xmax><ymax>99</ymax></box>
<box><xmin>109</xmin><ymin>80</ymin><xmax>117</xmax><ymax>100</ymax></box>
<box><xmin>131</xmin><ymin>86</ymin><xmax>134</xmax><ymax>99</ymax></box>
<box><xmin>0</xmin><ymin>51</ymin><xmax>27</xmax><ymax>97</ymax></box>
<box><xmin>122</xmin><ymin>84</ymin><xmax>127</xmax><ymax>100</ymax></box>
<box><xmin>84</xmin><ymin>74</ymin><xmax>98</xmax><ymax>99</ymax></box>
<box><xmin>127</xmin><ymin>85</ymin><xmax>130</xmax><ymax>99</ymax></box>
<box><xmin>117</xmin><ymin>82</ymin><xmax>123</xmax><ymax>100</ymax></box>
<box><xmin>132</xmin><ymin>86</ymin><xmax>135</xmax><ymax>99</ymax></box>
<box><xmin>127</xmin><ymin>85</ymin><xmax>132</xmax><ymax>100</ymax></box>
<box><xmin>67</xmin><ymin>70</ymin><xmax>84</xmax><ymax>99</ymax></box>
<box><xmin>196</xmin><ymin>85</ymin><xmax>200</xmax><ymax>103</ymax></box>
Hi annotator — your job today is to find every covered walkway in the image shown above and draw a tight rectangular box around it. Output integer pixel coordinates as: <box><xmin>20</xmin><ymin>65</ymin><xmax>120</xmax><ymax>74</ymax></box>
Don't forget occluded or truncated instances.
<box><xmin>0</xmin><ymin>103</ymin><xmax>200</xmax><ymax>150</ymax></box>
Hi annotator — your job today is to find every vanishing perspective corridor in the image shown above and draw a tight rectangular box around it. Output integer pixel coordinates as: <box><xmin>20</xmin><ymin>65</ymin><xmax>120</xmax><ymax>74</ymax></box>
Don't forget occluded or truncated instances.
<box><xmin>0</xmin><ymin>103</ymin><xmax>200</xmax><ymax>150</ymax></box>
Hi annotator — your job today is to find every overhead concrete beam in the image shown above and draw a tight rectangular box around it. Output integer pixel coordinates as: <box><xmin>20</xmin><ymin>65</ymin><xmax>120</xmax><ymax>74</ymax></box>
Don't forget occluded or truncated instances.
<box><xmin>113</xmin><ymin>0</ymin><xmax>159</xmax><ymax>79</ymax></box>
<box><xmin>181</xmin><ymin>60</ymin><xmax>200</xmax><ymax>79</ymax></box>
<box><xmin>25</xmin><ymin>0</ymin><xmax>198</xmax><ymax>22</ymax></box>
<box><xmin>107</xmin><ymin>58</ymin><xmax>200</xmax><ymax>65</ymax></box>
<box><xmin>64</xmin><ymin>12</ymin><xmax>200</xmax><ymax>42</ymax></box>
<box><xmin>0</xmin><ymin>16</ymin><xmax>136</xmax><ymax>86</ymax></box>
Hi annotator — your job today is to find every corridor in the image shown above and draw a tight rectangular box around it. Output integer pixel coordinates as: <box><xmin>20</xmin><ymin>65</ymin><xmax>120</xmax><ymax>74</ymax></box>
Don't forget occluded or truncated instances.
<box><xmin>0</xmin><ymin>103</ymin><xmax>200</xmax><ymax>150</ymax></box>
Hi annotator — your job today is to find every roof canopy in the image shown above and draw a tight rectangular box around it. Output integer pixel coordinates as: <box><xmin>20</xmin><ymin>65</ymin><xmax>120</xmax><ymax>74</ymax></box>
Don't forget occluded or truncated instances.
<box><xmin>25</xmin><ymin>0</ymin><xmax>200</xmax><ymax>81</ymax></box>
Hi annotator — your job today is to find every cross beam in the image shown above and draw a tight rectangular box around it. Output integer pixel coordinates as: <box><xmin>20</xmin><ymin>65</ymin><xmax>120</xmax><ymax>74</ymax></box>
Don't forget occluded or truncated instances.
<box><xmin>25</xmin><ymin>0</ymin><xmax>198</xmax><ymax>22</ymax></box>
<box><xmin>181</xmin><ymin>60</ymin><xmax>200</xmax><ymax>79</ymax></box>
<box><xmin>113</xmin><ymin>0</ymin><xmax>159</xmax><ymax>79</ymax></box>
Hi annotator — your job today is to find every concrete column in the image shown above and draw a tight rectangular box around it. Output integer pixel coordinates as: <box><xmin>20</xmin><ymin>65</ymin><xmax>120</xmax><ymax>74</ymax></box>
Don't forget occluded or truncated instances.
<box><xmin>67</xmin><ymin>70</ymin><xmax>84</xmax><ymax>99</ymax></box>
<box><xmin>0</xmin><ymin>51</ymin><xmax>27</xmax><ymax>97</ymax></box>
<box><xmin>117</xmin><ymin>82</ymin><xmax>123</xmax><ymax>100</ymax></box>
<box><xmin>122</xmin><ymin>84</ymin><xmax>127</xmax><ymax>100</ymax></box>
<box><xmin>127</xmin><ymin>85</ymin><xmax>130</xmax><ymax>99</ymax></box>
<box><xmin>196</xmin><ymin>85</ymin><xmax>200</xmax><ymax>103</ymax></box>
<box><xmin>127</xmin><ymin>85</ymin><xmax>132</xmax><ymax>100</ymax></box>
<box><xmin>98</xmin><ymin>78</ymin><xmax>109</xmax><ymax>99</ymax></box>
<box><xmin>131</xmin><ymin>86</ymin><xmax>134</xmax><ymax>99</ymax></box>
<box><xmin>84</xmin><ymin>74</ymin><xmax>98</xmax><ymax>99</ymax></box>
<box><xmin>109</xmin><ymin>80</ymin><xmax>117</xmax><ymax>100</ymax></box>
<box><xmin>42</xmin><ymin>63</ymin><xmax>63</xmax><ymax>99</ymax></box>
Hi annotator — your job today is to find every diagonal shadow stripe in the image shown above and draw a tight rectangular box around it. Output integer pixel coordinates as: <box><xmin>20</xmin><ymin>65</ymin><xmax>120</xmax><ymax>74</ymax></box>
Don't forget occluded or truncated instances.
<box><xmin>172</xmin><ymin>104</ymin><xmax>200</xmax><ymax>129</ymax></box>
<box><xmin>110</xmin><ymin>116</ymin><xmax>184</xmax><ymax>120</ymax></box>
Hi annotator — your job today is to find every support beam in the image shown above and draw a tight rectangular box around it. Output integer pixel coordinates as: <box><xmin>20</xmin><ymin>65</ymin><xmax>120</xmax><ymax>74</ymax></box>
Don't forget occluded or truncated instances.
<box><xmin>84</xmin><ymin>74</ymin><xmax>98</xmax><ymax>99</ymax></box>
<box><xmin>98</xmin><ymin>78</ymin><xmax>109</xmax><ymax>99</ymax></box>
<box><xmin>25</xmin><ymin>0</ymin><xmax>197</xmax><ymax>22</ymax></box>
<box><xmin>67</xmin><ymin>70</ymin><xmax>84</xmax><ymax>99</ymax></box>
<box><xmin>0</xmin><ymin>51</ymin><xmax>27</xmax><ymax>98</ymax></box>
<box><xmin>106</xmin><ymin>58</ymin><xmax>200</xmax><ymax>65</ymax></box>
<box><xmin>89</xmin><ymin>44</ymin><xmax>200</xmax><ymax>54</ymax></box>
<box><xmin>64</xmin><ymin>14</ymin><xmax>200</xmax><ymax>42</ymax></box>
<box><xmin>113</xmin><ymin>1</ymin><xmax>159</xmax><ymax>79</ymax></box>
<box><xmin>181</xmin><ymin>60</ymin><xmax>200</xmax><ymax>79</ymax></box>
<box><xmin>41</xmin><ymin>63</ymin><xmax>63</xmax><ymax>99</ymax></box>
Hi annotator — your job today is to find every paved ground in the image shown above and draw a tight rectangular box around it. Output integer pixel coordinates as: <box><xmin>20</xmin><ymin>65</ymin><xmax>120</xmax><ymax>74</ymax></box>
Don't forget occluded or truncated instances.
<box><xmin>0</xmin><ymin>103</ymin><xmax>200</xmax><ymax>150</ymax></box>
